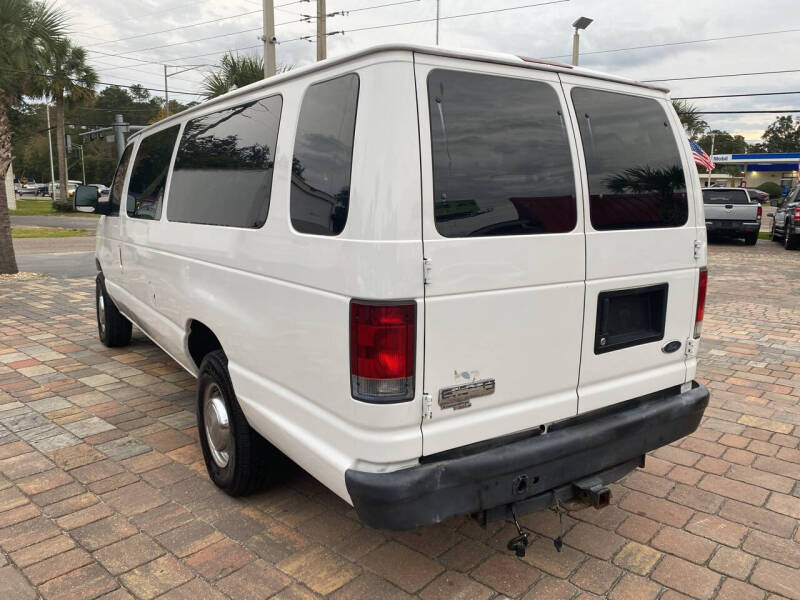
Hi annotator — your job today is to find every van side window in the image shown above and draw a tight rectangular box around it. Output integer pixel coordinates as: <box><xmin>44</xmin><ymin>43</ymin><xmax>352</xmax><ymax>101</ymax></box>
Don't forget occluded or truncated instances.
<box><xmin>571</xmin><ymin>88</ymin><xmax>688</xmax><ymax>230</ymax></box>
<box><xmin>427</xmin><ymin>69</ymin><xmax>577</xmax><ymax>238</ymax></box>
<box><xmin>126</xmin><ymin>125</ymin><xmax>180</xmax><ymax>220</ymax></box>
<box><xmin>291</xmin><ymin>73</ymin><xmax>359</xmax><ymax>235</ymax></box>
<box><xmin>108</xmin><ymin>144</ymin><xmax>134</xmax><ymax>214</ymax></box>
<box><xmin>168</xmin><ymin>96</ymin><xmax>282</xmax><ymax>228</ymax></box>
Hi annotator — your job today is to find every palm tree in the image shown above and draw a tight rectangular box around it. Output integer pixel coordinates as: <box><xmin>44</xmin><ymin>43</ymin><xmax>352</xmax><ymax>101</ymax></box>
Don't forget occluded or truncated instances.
<box><xmin>34</xmin><ymin>39</ymin><xmax>98</xmax><ymax>209</ymax></box>
<box><xmin>0</xmin><ymin>0</ymin><xmax>65</xmax><ymax>274</ymax></box>
<box><xmin>201</xmin><ymin>52</ymin><xmax>291</xmax><ymax>99</ymax></box>
<box><xmin>671</xmin><ymin>99</ymin><xmax>708</xmax><ymax>140</ymax></box>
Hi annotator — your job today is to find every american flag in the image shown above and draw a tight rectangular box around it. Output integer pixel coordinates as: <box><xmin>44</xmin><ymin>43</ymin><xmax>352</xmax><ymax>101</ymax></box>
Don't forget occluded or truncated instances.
<box><xmin>689</xmin><ymin>139</ymin><xmax>715</xmax><ymax>171</ymax></box>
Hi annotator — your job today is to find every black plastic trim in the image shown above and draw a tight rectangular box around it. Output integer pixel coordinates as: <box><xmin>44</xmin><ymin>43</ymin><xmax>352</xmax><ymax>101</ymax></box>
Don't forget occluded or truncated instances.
<box><xmin>345</xmin><ymin>382</ymin><xmax>709</xmax><ymax>530</ymax></box>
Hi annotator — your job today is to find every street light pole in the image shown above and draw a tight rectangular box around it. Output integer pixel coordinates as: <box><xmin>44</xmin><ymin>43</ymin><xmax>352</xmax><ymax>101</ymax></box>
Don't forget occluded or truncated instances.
<box><xmin>707</xmin><ymin>134</ymin><xmax>716</xmax><ymax>187</ymax></box>
<box><xmin>263</xmin><ymin>0</ymin><xmax>276</xmax><ymax>76</ymax></box>
<box><xmin>45</xmin><ymin>102</ymin><xmax>56</xmax><ymax>200</ymax></box>
<box><xmin>571</xmin><ymin>16</ymin><xmax>593</xmax><ymax>66</ymax></box>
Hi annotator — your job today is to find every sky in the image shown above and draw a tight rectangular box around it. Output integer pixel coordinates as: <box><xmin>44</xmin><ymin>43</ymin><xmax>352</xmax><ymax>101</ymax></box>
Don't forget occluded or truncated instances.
<box><xmin>59</xmin><ymin>0</ymin><xmax>800</xmax><ymax>144</ymax></box>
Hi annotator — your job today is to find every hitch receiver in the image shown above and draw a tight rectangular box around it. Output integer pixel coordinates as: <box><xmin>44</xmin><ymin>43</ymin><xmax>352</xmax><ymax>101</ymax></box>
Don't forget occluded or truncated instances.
<box><xmin>574</xmin><ymin>481</ymin><xmax>611</xmax><ymax>509</ymax></box>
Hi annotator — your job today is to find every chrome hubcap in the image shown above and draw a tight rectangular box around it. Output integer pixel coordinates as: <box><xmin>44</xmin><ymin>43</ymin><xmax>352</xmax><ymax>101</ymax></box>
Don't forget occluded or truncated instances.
<box><xmin>98</xmin><ymin>293</ymin><xmax>106</xmax><ymax>334</ymax></box>
<box><xmin>203</xmin><ymin>383</ymin><xmax>231</xmax><ymax>468</ymax></box>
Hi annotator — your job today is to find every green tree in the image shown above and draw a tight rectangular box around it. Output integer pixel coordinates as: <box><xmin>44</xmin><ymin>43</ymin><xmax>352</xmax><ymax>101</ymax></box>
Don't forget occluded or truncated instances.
<box><xmin>202</xmin><ymin>53</ymin><xmax>265</xmax><ymax>99</ymax></box>
<box><xmin>760</xmin><ymin>115</ymin><xmax>800</xmax><ymax>152</ymax></box>
<box><xmin>0</xmin><ymin>0</ymin><xmax>65</xmax><ymax>274</ymax></box>
<box><xmin>697</xmin><ymin>129</ymin><xmax>747</xmax><ymax>155</ymax></box>
<box><xmin>33</xmin><ymin>39</ymin><xmax>98</xmax><ymax>209</ymax></box>
<box><xmin>671</xmin><ymin>99</ymin><xmax>708</xmax><ymax>140</ymax></box>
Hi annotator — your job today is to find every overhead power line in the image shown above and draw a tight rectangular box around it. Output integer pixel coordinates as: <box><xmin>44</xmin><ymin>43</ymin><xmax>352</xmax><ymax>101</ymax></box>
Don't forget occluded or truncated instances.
<box><xmin>645</xmin><ymin>69</ymin><xmax>800</xmax><ymax>82</ymax></box>
<box><xmin>85</xmin><ymin>9</ymin><xmax>263</xmax><ymax>48</ymax></box>
<box><xmin>323</xmin><ymin>0</ymin><xmax>569</xmax><ymax>37</ymax></box>
<box><xmin>0</xmin><ymin>66</ymin><xmax>203</xmax><ymax>96</ymax></box>
<box><xmin>87</xmin><ymin>17</ymin><xmax>305</xmax><ymax>58</ymax></box>
<box><xmin>674</xmin><ymin>91</ymin><xmax>800</xmax><ymax>100</ymax></box>
<box><xmin>544</xmin><ymin>26</ymin><xmax>800</xmax><ymax>60</ymax></box>
<box><xmin>695</xmin><ymin>110</ymin><xmax>800</xmax><ymax>114</ymax></box>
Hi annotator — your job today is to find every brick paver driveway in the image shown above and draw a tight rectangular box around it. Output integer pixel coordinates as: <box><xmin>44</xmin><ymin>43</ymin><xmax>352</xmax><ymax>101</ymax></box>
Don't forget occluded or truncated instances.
<box><xmin>1</xmin><ymin>239</ymin><xmax>799</xmax><ymax>600</ymax></box>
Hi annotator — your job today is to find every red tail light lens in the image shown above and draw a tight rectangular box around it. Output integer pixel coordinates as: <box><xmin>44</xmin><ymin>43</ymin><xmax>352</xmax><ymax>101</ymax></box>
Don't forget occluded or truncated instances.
<box><xmin>757</xmin><ymin>205</ymin><xmax>762</xmax><ymax>218</ymax></box>
<box><xmin>694</xmin><ymin>267</ymin><xmax>708</xmax><ymax>339</ymax></box>
<box><xmin>350</xmin><ymin>301</ymin><xmax>416</xmax><ymax>402</ymax></box>
<box><xmin>794</xmin><ymin>207</ymin><xmax>800</xmax><ymax>221</ymax></box>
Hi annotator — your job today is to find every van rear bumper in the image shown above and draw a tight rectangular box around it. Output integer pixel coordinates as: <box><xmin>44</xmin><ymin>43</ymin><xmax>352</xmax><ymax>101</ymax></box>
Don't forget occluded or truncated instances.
<box><xmin>345</xmin><ymin>382</ymin><xmax>709</xmax><ymax>530</ymax></box>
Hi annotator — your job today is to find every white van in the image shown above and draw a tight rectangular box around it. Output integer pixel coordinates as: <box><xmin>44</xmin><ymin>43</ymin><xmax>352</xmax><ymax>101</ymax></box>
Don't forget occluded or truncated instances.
<box><xmin>77</xmin><ymin>44</ymin><xmax>709</xmax><ymax>533</ymax></box>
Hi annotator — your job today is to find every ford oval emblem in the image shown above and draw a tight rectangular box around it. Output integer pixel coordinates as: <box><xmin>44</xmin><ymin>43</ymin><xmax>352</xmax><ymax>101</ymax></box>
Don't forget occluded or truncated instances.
<box><xmin>662</xmin><ymin>340</ymin><xmax>681</xmax><ymax>354</ymax></box>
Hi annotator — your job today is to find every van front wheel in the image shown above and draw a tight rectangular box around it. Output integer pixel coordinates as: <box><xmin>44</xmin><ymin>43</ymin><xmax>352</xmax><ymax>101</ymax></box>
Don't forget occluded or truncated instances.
<box><xmin>96</xmin><ymin>274</ymin><xmax>132</xmax><ymax>347</ymax></box>
<box><xmin>197</xmin><ymin>350</ymin><xmax>282</xmax><ymax>496</ymax></box>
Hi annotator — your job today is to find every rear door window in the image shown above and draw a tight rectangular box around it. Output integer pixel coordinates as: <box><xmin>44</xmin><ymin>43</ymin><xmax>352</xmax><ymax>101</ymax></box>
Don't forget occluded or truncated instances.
<box><xmin>168</xmin><ymin>96</ymin><xmax>282</xmax><ymax>228</ymax></box>
<box><xmin>428</xmin><ymin>69</ymin><xmax>577</xmax><ymax>237</ymax></box>
<box><xmin>290</xmin><ymin>73</ymin><xmax>359</xmax><ymax>235</ymax></box>
<box><xmin>126</xmin><ymin>125</ymin><xmax>180</xmax><ymax>220</ymax></box>
<box><xmin>702</xmin><ymin>189</ymin><xmax>750</xmax><ymax>204</ymax></box>
<box><xmin>571</xmin><ymin>88</ymin><xmax>688</xmax><ymax>230</ymax></box>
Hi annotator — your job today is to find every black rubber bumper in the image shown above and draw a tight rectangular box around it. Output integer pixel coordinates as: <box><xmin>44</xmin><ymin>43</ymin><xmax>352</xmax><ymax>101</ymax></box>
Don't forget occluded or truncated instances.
<box><xmin>346</xmin><ymin>383</ymin><xmax>709</xmax><ymax>530</ymax></box>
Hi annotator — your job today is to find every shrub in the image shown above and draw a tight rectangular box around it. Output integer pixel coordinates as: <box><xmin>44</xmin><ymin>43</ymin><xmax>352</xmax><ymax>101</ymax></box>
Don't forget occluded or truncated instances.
<box><xmin>757</xmin><ymin>181</ymin><xmax>782</xmax><ymax>198</ymax></box>
<box><xmin>52</xmin><ymin>201</ymin><xmax>74</xmax><ymax>212</ymax></box>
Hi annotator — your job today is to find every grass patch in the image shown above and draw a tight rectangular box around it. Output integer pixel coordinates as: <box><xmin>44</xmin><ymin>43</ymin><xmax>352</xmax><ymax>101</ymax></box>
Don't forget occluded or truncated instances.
<box><xmin>10</xmin><ymin>198</ymin><xmax>99</xmax><ymax>217</ymax></box>
<box><xmin>758</xmin><ymin>231</ymin><xmax>771</xmax><ymax>240</ymax></box>
<box><xmin>11</xmin><ymin>226</ymin><xmax>93</xmax><ymax>238</ymax></box>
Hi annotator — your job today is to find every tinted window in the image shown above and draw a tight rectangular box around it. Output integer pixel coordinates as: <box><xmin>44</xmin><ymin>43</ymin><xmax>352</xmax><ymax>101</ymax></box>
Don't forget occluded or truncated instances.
<box><xmin>168</xmin><ymin>96</ymin><xmax>282</xmax><ymax>227</ymax></box>
<box><xmin>108</xmin><ymin>145</ymin><xmax>134</xmax><ymax>214</ymax></box>
<box><xmin>428</xmin><ymin>70</ymin><xmax>576</xmax><ymax>237</ymax></box>
<box><xmin>126</xmin><ymin>126</ymin><xmax>180</xmax><ymax>220</ymax></box>
<box><xmin>572</xmin><ymin>88</ymin><xmax>688</xmax><ymax>230</ymax></box>
<box><xmin>702</xmin><ymin>189</ymin><xmax>749</xmax><ymax>204</ymax></box>
<box><xmin>291</xmin><ymin>74</ymin><xmax>359</xmax><ymax>235</ymax></box>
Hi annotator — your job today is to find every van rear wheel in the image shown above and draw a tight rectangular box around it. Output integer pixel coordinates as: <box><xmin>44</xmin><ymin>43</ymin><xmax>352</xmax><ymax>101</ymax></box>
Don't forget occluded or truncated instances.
<box><xmin>744</xmin><ymin>233</ymin><xmax>758</xmax><ymax>246</ymax></box>
<box><xmin>197</xmin><ymin>350</ymin><xmax>284</xmax><ymax>496</ymax></box>
<box><xmin>96</xmin><ymin>274</ymin><xmax>132</xmax><ymax>347</ymax></box>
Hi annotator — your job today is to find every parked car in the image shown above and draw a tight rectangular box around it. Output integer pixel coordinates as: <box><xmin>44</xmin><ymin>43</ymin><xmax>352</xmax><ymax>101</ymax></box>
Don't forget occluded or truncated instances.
<box><xmin>770</xmin><ymin>187</ymin><xmax>800</xmax><ymax>249</ymax></box>
<box><xmin>77</xmin><ymin>44</ymin><xmax>709</xmax><ymax>533</ymax></box>
<box><xmin>746</xmin><ymin>188</ymin><xmax>768</xmax><ymax>204</ymax></box>
<box><xmin>88</xmin><ymin>184</ymin><xmax>110</xmax><ymax>197</ymax></box>
<box><xmin>702</xmin><ymin>187</ymin><xmax>761</xmax><ymax>245</ymax></box>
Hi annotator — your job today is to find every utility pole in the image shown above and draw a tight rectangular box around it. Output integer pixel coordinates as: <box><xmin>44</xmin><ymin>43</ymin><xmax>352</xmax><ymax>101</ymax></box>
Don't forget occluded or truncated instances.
<box><xmin>45</xmin><ymin>103</ymin><xmax>56</xmax><ymax>200</ymax></box>
<box><xmin>317</xmin><ymin>0</ymin><xmax>326</xmax><ymax>61</ymax></box>
<box><xmin>263</xmin><ymin>0</ymin><xmax>276</xmax><ymax>77</ymax></box>
<box><xmin>114</xmin><ymin>114</ymin><xmax>126</xmax><ymax>160</ymax></box>
<box><xmin>164</xmin><ymin>65</ymin><xmax>170</xmax><ymax>117</ymax></box>
<box><xmin>435</xmin><ymin>0</ymin><xmax>440</xmax><ymax>44</ymax></box>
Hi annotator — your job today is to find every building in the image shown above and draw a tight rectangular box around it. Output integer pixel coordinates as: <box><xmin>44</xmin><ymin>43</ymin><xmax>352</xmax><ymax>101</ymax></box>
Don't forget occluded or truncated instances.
<box><xmin>706</xmin><ymin>152</ymin><xmax>800</xmax><ymax>193</ymax></box>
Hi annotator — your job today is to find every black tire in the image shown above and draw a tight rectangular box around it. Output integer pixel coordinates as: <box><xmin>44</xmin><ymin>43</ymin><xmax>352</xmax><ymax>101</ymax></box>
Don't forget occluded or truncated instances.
<box><xmin>744</xmin><ymin>233</ymin><xmax>758</xmax><ymax>246</ymax></box>
<box><xmin>96</xmin><ymin>274</ymin><xmax>132</xmax><ymax>347</ymax></box>
<box><xmin>197</xmin><ymin>350</ymin><xmax>285</xmax><ymax>496</ymax></box>
<box><xmin>785</xmin><ymin>222</ymin><xmax>799</xmax><ymax>250</ymax></box>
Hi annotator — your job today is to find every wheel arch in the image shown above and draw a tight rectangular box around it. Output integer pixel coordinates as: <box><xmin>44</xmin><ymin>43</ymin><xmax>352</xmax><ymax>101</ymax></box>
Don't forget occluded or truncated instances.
<box><xmin>186</xmin><ymin>320</ymin><xmax>224</xmax><ymax>371</ymax></box>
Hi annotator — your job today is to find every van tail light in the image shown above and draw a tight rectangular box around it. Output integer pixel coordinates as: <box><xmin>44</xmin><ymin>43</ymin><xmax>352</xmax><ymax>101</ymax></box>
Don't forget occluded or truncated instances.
<box><xmin>757</xmin><ymin>205</ymin><xmax>762</xmax><ymax>219</ymax></box>
<box><xmin>694</xmin><ymin>268</ymin><xmax>708</xmax><ymax>339</ymax></box>
<box><xmin>350</xmin><ymin>301</ymin><xmax>416</xmax><ymax>403</ymax></box>
<box><xmin>794</xmin><ymin>207</ymin><xmax>800</xmax><ymax>221</ymax></box>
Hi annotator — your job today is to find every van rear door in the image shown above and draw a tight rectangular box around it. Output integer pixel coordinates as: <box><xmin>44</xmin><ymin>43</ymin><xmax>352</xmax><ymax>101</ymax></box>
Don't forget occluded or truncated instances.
<box><xmin>414</xmin><ymin>57</ymin><xmax>586</xmax><ymax>456</ymax></box>
<box><xmin>560</xmin><ymin>76</ymin><xmax>700</xmax><ymax>414</ymax></box>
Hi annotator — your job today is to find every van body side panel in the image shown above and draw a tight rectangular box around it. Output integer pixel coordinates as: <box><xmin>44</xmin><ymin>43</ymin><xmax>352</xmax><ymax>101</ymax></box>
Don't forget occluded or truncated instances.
<box><xmin>113</xmin><ymin>52</ymin><xmax>423</xmax><ymax>501</ymax></box>
<box><xmin>415</xmin><ymin>55</ymin><xmax>587</xmax><ymax>456</ymax></box>
<box><xmin>560</xmin><ymin>74</ymin><xmax>700</xmax><ymax>415</ymax></box>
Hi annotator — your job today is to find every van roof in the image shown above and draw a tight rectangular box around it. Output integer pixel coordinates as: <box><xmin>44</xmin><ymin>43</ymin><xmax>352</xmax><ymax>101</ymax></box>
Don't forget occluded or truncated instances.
<box><xmin>130</xmin><ymin>43</ymin><xmax>670</xmax><ymax>140</ymax></box>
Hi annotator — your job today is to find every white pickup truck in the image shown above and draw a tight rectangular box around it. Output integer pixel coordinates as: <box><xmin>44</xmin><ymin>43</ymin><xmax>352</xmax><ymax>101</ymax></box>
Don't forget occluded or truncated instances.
<box><xmin>702</xmin><ymin>187</ymin><xmax>762</xmax><ymax>245</ymax></box>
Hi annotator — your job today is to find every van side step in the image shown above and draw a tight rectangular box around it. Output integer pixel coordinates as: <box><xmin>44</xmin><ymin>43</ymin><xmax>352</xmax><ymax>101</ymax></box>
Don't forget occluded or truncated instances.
<box><xmin>476</xmin><ymin>455</ymin><xmax>644</xmax><ymax>526</ymax></box>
